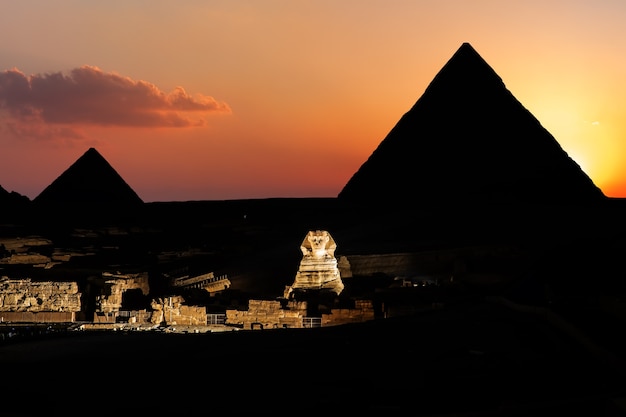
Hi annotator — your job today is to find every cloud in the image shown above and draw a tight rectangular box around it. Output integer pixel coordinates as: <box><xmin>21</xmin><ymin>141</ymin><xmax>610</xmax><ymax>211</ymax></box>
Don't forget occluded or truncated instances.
<box><xmin>4</xmin><ymin>119</ymin><xmax>85</xmax><ymax>141</ymax></box>
<box><xmin>0</xmin><ymin>66</ymin><xmax>231</xmax><ymax>132</ymax></box>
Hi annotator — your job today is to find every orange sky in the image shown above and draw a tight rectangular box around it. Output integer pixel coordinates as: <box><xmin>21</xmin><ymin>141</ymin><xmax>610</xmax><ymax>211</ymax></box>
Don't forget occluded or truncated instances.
<box><xmin>1</xmin><ymin>1</ymin><xmax>626</xmax><ymax>202</ymax></box>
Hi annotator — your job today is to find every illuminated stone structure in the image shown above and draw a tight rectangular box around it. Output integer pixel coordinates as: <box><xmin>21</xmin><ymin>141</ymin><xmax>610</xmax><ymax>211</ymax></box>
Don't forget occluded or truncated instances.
<box><xmin>94</xmin><ymin>271</ymin><xmax>150</xmax><ymax>314</ymax></box>
<box><xmin>0</xmin><ymin>277</ymin><xmax>81</xmax><ymax>322</ymax></box>
<box><xmin>0</xmin><ymin>277</ymin><xmax>81</xmax><ymax>313</ymax></box>
<box><xmin>150</xmin><ymin>295</ymin><xmax>207</xmax><ymax>326</ymax></box>
<box><xmin>285</xmin><ymin>230</ymin><xmax>344</xmax><ymax>298</ymax></box>
<box><xmin>171</xmin><ymin>272</ymin><xmax>231</xmax><ymax>294</ymax></box>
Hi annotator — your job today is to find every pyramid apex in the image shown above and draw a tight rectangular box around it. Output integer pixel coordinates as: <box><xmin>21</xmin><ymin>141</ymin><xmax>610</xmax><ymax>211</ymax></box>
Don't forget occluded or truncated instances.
<box><xmin>338</xmin><ymin>43</ymin><xmax>605</xmax><ymax>206</ymax></box>
<box><xmin>34</xmin><ymin>147</ymin><xmax>143</xmax><ymax>207</ymax></box>
<box><xmin>452</xmin><ymin>42</ymin><xmax>483</xmax><ymax>58</ymax></box>
<box><xmin>458</xmin><ymin>42</ymin><xmax>478</xmax><ymax>53</ymax></box>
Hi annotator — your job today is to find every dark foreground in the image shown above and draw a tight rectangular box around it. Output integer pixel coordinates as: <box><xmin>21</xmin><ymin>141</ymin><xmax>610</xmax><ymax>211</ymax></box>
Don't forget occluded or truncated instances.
<box><xmin>2</xmin><ymin>198</ymin><xmax>626</xmax><ymax>416</ymax></box>
<box><xmin>1</xmin><ymin>297</ymin><xmax>626</xmax><ymax>417</ymax></box>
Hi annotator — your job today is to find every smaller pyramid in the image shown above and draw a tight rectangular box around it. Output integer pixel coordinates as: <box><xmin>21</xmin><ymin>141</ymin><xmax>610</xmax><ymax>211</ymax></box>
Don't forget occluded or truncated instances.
<box><xmin>33</xmin><ymin>148</ymin><xmax>143</xmax><ymax>207</ymax></box>
<box><xmin>0</xmin><ymin>185</ymin><xmax>30</xmax><ymax>204</ymax></box>
<box><xmin>0</xmin><ymin>185</ymin><xmax>30</xmax><ymax>216</ymax></box>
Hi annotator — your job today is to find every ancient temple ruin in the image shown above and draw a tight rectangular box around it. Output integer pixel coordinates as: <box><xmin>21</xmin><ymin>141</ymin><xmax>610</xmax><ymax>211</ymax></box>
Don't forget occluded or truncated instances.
<box><xmin>285</xmin><ymin>230</ymin><xmax>344</xmax><ymax>298</ymax></box>
<box><xmin>0</xmin><ymin>277</ymin><xmax>81</xmax><ymax>322</ymax></box>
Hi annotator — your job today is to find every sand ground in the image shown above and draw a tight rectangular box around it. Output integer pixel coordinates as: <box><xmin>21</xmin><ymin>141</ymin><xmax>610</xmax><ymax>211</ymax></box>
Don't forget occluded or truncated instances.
<box><xmin>1</xmin><ymin>298</ymin><xmax>625</xmax><ymax>416</ymax></box>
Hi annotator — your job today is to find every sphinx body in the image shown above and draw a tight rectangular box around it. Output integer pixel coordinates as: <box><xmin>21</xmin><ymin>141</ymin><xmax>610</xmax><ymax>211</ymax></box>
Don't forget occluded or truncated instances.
<box><xmin>286</xmin><ymin>230</ymin><xmax>344</xmax><ymax>298</ymax></box>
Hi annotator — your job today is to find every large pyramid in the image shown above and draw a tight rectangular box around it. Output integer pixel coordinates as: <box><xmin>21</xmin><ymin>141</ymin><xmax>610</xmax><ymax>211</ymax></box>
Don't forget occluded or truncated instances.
<box><xmin>338</xmin><ymin>43</ymin><xmax>605</xmax><ymax>205</ymax></box>
<box><xmin>33</xmin><ymin>147</ymin><xmax>143</xmax><ymax>207</ymax></box>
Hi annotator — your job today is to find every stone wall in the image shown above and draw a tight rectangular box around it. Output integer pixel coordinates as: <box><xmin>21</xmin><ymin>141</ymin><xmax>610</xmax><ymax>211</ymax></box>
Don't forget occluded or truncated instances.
<box><xmin>344</xmin><ymin>246</ymin><xmax>521</xmax><ymax>278</ymax></box>
<box><xmin>0</xmin><ymin>253</ymin><xmax>51</xmax><ymax>265</ymax></box>
<box><xmin>0</xmin><ymin>237</ymin><xmax>52</xmax><ymax>252</ymax></box>
<box><xmin>96</xmin><ymin>272</ymin><xmax>150</xmax><ymax>313</ymax></box>
<box><xmin>344</xmin><ymin>252</ymin><xmax>448</xmax><ymax>277</ymax></box>
<box><xmin>0</xmin><ymin>237</ymin><xmax>53</xmax><ymax>266</ymax></box>
<box><xmin>0</xmin><ymin>278</ymin><xmax>81</xmax><ymax>313</ymax></box>
<box><xmin>0</xmin><ymin>311</ymin><xmax>75</xmax><ymax>323</ymax></box>
<box><xmin>226</xmin><ymin>299</ymin><xmax>375</xmax><ymax>329</ymax></box>
<box><xmin>322</xmin><ymin>299</ymin><xmax>375</xmax><ymax>326</ymax></box>
<box><xmin>226</xmin><ymin>300</ymin><xmax>307</xmax><ymax>330</ymax></box>
<box><xmin>337</xmin><ymin>256</ymin><xmax>352</xmax><ymax>278</ymax></box>
<box><xmin>150</xmin><ymin>295</ymin><xmax>207</xmax><ymax>326</ymax></box>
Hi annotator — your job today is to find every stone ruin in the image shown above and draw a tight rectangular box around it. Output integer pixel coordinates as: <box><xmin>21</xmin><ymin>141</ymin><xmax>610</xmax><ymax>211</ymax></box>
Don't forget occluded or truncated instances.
<box><xmin>170</xmin><ymin>271</ymin><xmax>231</xmax><ymax>294</ymax></box>
<box><xmin>94</xmin><ymin>271</ymin><xmax>150</xmax><ymax>314</ymax></box>
<box><xmin>150</xmin><ymin>295</ymin><xmax>208</xmax><ymax>326</ymax></box>
<box><xmin>0</xmin><ymin>277</ymin><xmax>81</xmax><ymax>322</ymax></box>
<box><xmin>226</xmin><ymin>299</ymin><xmax>307</xmax><ymax>330</ymax></box>
<box><xmin>225</xmin><ymin>298</ymin><xmax>375</xmax><ymax>330</ymax></box>
<box><xmin>284</xmin><ymin>230</ymin><xmax>345</xmax><ymax>299</ymax></box>
<box><xmin>0</xmin><ymin>229</ymin><xmax>378</xmax><ymax>329</ymax></box>
<box><xmin>0</xmin><ymin>237</ymin><xmax>53</xmax><ymax>267</ymax></box>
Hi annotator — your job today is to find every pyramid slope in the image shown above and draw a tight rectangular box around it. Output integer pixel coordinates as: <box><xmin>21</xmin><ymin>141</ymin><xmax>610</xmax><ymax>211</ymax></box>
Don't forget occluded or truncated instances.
<box><xmin>33</xmin><ymin>148</ymin><xmax>143</xmax><ymax>206</ymax></box>
<box><xmin>0</xmin><ymin>185</ymin><xmax>29</xmax><ymax>199</ymax></box>
<box><xmin>338</xmin><ymin>43</ymin><xmax>605</xmax><ymax>205</ymax></box>
<box><xmin>0</xmin><ymin>185</ymin><xmax>30</xmax><ymax>211</ymax></box>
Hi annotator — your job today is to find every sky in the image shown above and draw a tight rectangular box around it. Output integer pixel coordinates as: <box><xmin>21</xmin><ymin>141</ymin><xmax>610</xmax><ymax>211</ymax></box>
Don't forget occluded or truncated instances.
<box><xmin>1</xmin><ymin>1</ymin><xmax>626</xmax><ymax>202</ymax></box>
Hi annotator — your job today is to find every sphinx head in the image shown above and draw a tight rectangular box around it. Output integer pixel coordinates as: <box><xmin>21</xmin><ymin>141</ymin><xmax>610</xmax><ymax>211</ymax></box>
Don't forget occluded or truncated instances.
<box><xmin>301</xmin><ymin>230</ymin><xmax>336</xmax><ymax>258</ymax></box>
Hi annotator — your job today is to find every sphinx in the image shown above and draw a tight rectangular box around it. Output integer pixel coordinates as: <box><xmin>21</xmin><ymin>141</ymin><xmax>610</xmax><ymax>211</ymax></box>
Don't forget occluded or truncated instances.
<box><xmin>285</xmin><ymin>230</ymin><xmax>344</xmax><ymax>298</ymax></box>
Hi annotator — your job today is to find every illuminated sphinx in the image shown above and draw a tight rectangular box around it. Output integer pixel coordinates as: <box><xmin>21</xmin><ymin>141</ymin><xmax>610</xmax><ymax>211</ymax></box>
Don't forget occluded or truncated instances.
<box><xmin>285</xmin><ymin>230</ymin><xmax>344</xmax><ymax>298</ymax></box>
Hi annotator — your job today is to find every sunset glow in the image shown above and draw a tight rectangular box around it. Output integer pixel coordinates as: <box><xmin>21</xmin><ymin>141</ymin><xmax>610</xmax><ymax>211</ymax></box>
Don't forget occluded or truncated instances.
<box><xmin>1</xmin><ymin>1</ymin><xmax>626</xmax><ymax>202</ymax></box>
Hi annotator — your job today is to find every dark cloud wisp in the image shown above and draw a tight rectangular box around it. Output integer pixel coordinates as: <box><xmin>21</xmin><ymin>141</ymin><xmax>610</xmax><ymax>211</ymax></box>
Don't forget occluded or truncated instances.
<box><xmin>0</xmin><ymin>66</ymin><xmax>231</xmax><ymax>128</ymax></box>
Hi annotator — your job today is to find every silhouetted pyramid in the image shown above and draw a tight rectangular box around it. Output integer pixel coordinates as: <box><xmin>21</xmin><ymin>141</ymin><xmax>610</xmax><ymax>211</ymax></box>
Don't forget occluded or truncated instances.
<box><xmin>338</xmin><ymin>43</ymin><xmax>605</xmax><ymax>205</ymax></box>
<box><xmin>33</xmin><ymin>148</ymin><xmax>143</xmax><ymax>206</ymax></box>
<box><xmin>0</xmin><ymin>185</ymin><xmax>29</xmax><ymax>204</ymax></box>
<box><xmin>0</xmin><ymin>185</ymin><xmax>30</xmax><ymax>216</ymax></box>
